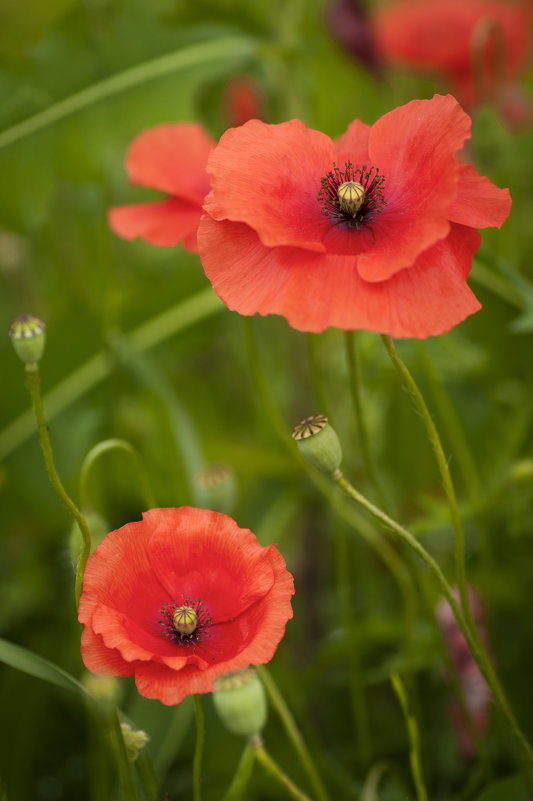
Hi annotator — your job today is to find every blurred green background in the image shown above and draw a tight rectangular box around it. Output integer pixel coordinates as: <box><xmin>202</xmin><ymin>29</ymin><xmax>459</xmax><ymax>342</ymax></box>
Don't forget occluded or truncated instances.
<box><xmin>2</xmin><ymin>0</ymin><xmax>533</xmax><ymax>799</ymax></box>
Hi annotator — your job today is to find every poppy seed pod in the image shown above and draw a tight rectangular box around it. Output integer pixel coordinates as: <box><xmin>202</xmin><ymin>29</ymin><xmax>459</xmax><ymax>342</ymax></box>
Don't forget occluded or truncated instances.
<box><xmin>9</xmin><ymin>315</ymin><xmax>46</xmax><ymax>370</ymax></box>
<box><xmin>213</xmin><ymin>668</ymin><xmax>267</xmax><ymax>738</ymax></box>
<box><xmin>292</xmin><ymin>415</ymin><xmax>343</xmax><ymax>474</ymax></box>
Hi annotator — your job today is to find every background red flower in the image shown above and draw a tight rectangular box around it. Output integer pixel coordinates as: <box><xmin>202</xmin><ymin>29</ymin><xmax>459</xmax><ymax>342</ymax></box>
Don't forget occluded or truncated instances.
<box><xmin>79</xmin><ymin>507</ymin><xmax>294</xmax><ymax>705</ymax></box>
<box><xmin>197</xmin><ymin>95</ymin><xmax>511</xmax><ymax>338</ymax></box>
<box><xmin>371</xmin><ymin>0</ymin><xmax>532</xmax><ymax>115</ymax></box>
<box><xmin>108</xmin><ymin>123</ymin><xmax>214</xmax><ymax>251</ymax></box>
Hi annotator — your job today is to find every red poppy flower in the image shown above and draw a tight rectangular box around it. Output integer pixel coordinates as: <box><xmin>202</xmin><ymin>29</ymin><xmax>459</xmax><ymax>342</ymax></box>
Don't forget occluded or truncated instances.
<box><xmin>108</xmin><ymin>123</ymin><xmax>214</xmax><ymax>251</ymax></box>
<box><xmin>78</xmin><ymin>507</ymin><xmax>294</xmax><ymax>705</ymax></box>
<box><xmin>197</xmin><ymin>95</ymin><xmax>511</xmax><ymax>338</ymax></box>
<box><xmin>371</xmin><ymin>0</ymin><xmax>532</xmax><ymax>113</ymax></box>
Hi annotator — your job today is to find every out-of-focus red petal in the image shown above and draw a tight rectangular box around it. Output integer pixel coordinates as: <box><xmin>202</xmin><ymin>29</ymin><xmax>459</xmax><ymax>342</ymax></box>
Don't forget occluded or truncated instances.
<box><xmin>204</xmin><ymin>119</ymin><xmax>334</xmax><ymax>251</ymax></box>
<box><xmin>145</xmin><ymin>507</ymin><xmax>277</xmax><ymax>622</ymax></box>
<box><xmin>334</xmin><ymin>118</ymin><xmax>372</xmax><ymax>163</ymax></box>
<box><xmin>372</xmin><ymin>0</ymin><xmax>531</xmax><ymax>78</ymax></box>
<box><xmin>448</xmin><ymin>163</ymin><xmax>511</xmax><ymax>228</ymax></box>
<box><xmin>108</xmin><ymin>199</ymin><xmax>202</xmax><ymax>250</ymax></box>
<box><xmin>198</xmin><ymin>215</ymin><xmax>481</xmax><ymax>337</ymax></box>
<box><xmin>125</xmin><ymin>123</ymin><xmax>213</xmax><ymax>201</ymax></box>
<box><xmin>357</xmin><ymin>95</ymin><xmax>471</xmax><ymax>282</ymax></box>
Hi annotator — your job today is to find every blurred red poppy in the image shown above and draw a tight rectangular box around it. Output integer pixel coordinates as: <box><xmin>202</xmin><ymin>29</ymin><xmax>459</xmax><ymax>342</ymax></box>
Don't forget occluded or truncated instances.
<box><xmin>197</xmin><ymin>94</ymin><xmax>511</xmax><ymax>338</ymax></box>
<box><xmin>108</xmin><ymin>123</ymin><xmax>214</xmax><ymax>251</ymax></box>
<box><xmin>372</xmin><ymin>0</ymin><xmax>532</xmax><ymax>114</ymax></box>
<box><xmin>79</xmin><ymin>507</ymin><xmax>294</xmax><ymax>705</ymax></box>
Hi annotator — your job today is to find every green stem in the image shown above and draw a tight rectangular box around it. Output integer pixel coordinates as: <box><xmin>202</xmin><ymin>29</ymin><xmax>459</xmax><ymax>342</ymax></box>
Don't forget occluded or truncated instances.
<box><xmin>0</xmin><ymin>37</ymin><xmax>257</xmax><ymax>150</ymax></box>
<box><xmin>391</xmin><ymin>674</ymin><xmax>428</xmax><ymax>801</ymax></box>
<box><xmin>193</xmin><ymin>695</ymin><xmax>205</xmax><ymax>801</ymax></box>
<box><xmin>79</xmin><ymin>438</ymin><xmax>157</xmax><ymax>511</ymax></box>
<box><xmin>257</xmin><ymin>666</ymin><xmax>331</xmax><ymax>801</ymax></box>
<box><xmin>25</xmin><ymin>367</ymin><xmax>91</xmax><ymax>606</ymax></box>
<box><xmin>380</xmin><ymin>337</ymin><xmax>474</xmax><ymax>645</ymax></box>
<box><xmin>344</xmin><ymin>332</ymin><xmax>385</xmax><ymax>506</ymax></box>
<box><xmin>334</xmin><ymin>470</ymin><xmax>533</xmax><ymax>786</ymax></box>
<box><xmin>380</xmin><ymin>335</ymin><xmax>528</xmax><ymax>772</ymax></box>
<box><xmin>251</xmin><ymin>741</ymin><xmax>316</xmax><ymax>801</ymax></box>
<box><xmin>334</xmin><ymin>517</ymin><xmax>372</xmax><ymax>764</ymax></box>
<box><xmin>109</xmin><ymin>709</ymin><xmax>141</xmax><ymax>801</ymax></box>
<box><xmin>221</xmin><ymin>745</ymin><xmax>255</xmax><ymax>801</ymax></box>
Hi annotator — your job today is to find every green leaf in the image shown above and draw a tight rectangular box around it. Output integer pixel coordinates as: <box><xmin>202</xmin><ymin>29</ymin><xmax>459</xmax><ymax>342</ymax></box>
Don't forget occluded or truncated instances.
<box><xmin>0</xmin><ymin>637</ymin><xmax>90</xmax><ymax>698</ymax></box>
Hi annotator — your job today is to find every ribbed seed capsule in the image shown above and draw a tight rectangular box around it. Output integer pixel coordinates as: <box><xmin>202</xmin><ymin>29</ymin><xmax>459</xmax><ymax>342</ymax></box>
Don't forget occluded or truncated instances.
<box><xmin>337</xmin><ymin>181</ymin><xmax>365</xmax><ymax>215</ymax></box>
<box><xmin>173</xmin><ymin>605</ymin><xmax>198</xmax><ymax>636</ymax></box>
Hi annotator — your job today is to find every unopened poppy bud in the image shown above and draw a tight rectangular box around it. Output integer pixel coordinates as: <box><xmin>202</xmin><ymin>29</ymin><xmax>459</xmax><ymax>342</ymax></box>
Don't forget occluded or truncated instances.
<box><xmin>337</xmin><ymin>181</ymin><xmax>365</xmax><ymax>215</ymax></box>
<box><xmin>213</xmin><ymin>668</ymin><xmax>267</xmax><ymax>738</ymax></box>
<box><xmin>9</xmin><ymin>314</ymin><xmax>46</xmax><ymax>370</ymax></box>
<box><xmin>120</xmin><ymin>723</ymin><xmax>149</xmax><ymax>762</ymax></box>
<box><xmin>193</xmin><ymin>463</ymin><xmax>238</xmax><ymax>514</ymax></box>
<box><xmin>292</xmin><ymin>415</ymin><xmax>343</xmax><ymax>474</ymax></box>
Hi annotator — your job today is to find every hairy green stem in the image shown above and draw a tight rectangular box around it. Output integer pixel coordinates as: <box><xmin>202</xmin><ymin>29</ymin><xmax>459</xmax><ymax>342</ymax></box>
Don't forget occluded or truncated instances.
<box><xmin>25</xmin><ymin>368</ymin><xmax>91</xmax><ymax>606</ymax></box>
<box><xmin>80</xmin><ymin>438</ymin><xmax>157</xmax><ymax>511</ymax></box>
<box><xmin>334</xmin><ymin>470</ymin><xmax>533</xmax><ymax>785</ymax></box>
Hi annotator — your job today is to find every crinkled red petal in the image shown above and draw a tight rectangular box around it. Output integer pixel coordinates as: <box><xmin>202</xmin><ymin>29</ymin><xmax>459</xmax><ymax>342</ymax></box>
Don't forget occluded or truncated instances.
<box><xmin>125</xmin><ymin>122</ymin><xmax>213</xmax><ymax>201</ymax></box>
<box><xmin>356</xmin><ymin>95</ymin><xmax>471</xmax><ymax>282</ymax></box>
<box><xmin>108</xmin><ymin>198</ymin><xmax>202</xmax><ymax>250</ymax></box>
<box><xmin>145</xmin><ymin>507</ymin><xmax>279</xmax><ymax>622</ymax></box>
<box><xmin>204</xmin><ymin>118</ymin><xmax>334</xmax><ymax>251</ymax></box>
<box><xmin>198</xmin><ymin>215</ymin><xmax>481</xmax><ymax>337</ymax></box>
<box><xmin>448</xmin><ymin>163</ymin><xmax>511</xmax><ymax>229</ymax></box>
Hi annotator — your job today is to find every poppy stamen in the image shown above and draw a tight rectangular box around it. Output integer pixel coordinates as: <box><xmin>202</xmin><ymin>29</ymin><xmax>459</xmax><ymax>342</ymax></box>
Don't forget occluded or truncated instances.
<box><xmin>319</xmin><ymin>161</ymin><xmax>386</xmax><ymax>230</ymax></box>
<box><xmin>159</xmin><ymin>596</ymin><xmax>212</xmax><ymax>648</ymax></box>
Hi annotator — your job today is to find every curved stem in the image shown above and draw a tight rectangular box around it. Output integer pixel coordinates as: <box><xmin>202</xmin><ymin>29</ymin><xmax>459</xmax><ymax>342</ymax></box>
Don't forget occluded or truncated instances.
<box><xmin>391</xmin><ymin>674</ymin><xmax>428</xmax><ymax>801</ymax></box>
<box><xmin>0</xmin><ymin>37</ymin><xmax>256</xmax><ymax>149</ymax></box>
<box><xmin>193</xmin><ymin>696</ymin><xmax>205</xmax><ymax>801</ymax></box>
<box><xmin>79</xmin><ymin>438</ymin><xmax>157</xmax><ymax>511</ymax></box>
<box><xmin>380</xmin><ymin>338</ymin><xmax>474</xmax><ymax>638</ymax></box>
<box><xmin>306</xmin><ymin>335</ymin><xmax>331</xmax><ymax>420</ymax></box>
<box><xmin>257</xmin><ymin>666</ymin><xmax>331</xmax><ymax>801</ymax></box>
<box><xmin>221</xmin><ymin>745</ymin><xmax>255</xmax><ymax>801</ymax></box>
<box><xmin>251</xmin><ymin>740</ymin><xmax>316</xmax><ymax>801</ymax></box>
<box><xmin>25</xmin><ymin>368</ymin><xmax>91</xmax><ymax>606</ymax></box>
<box><xmin>334</xmin><ymin>470</ymin><xmax>533</xmax><ymax>785</ymax></box>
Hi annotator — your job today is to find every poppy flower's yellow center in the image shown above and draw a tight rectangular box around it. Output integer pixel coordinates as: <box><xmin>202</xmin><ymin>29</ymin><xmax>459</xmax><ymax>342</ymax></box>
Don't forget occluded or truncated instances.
<box><xmin>173</xmin><ymin>605</ymin><xmax>198</xmax><ymax>636</ymax></box>
<box><xmin>337</xmin><ymin>181</ymin><xmax>365</xmax><ymax>216</ymax></box>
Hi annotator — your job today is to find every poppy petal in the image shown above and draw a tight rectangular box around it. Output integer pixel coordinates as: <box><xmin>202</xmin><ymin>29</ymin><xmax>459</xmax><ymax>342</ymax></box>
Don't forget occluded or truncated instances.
<box><xmin>448</xmin><ymin>163</ymin><xmax>511</xmax><ymax>229</ymax></box>
<box><xmin>357</xmin><ymin>95</ymin><xmax>471</xmax><ymax>282</ymax></box>
<box><xmin>108</xmin><ymin>199</ymin><xmax>202</xmax><ymax>250</ymax></box>
<box><xmin>204</xmin><ymin>119</ymin><xmax>334</xmax><ymax>251</ymax></box>
<box><xmin>81</xmin><ymin>627</ymin><xmax>139</xmax><ymax>676</ymax></box>
<box><xmin>125</xmin><ymin>122</ymin><xmax>213</xmax><ymax>201</ymax></box>
<box><xmin>198</xmin><ymin>215</ymin><xmax>481</xmax><ymax>337</ymax></box>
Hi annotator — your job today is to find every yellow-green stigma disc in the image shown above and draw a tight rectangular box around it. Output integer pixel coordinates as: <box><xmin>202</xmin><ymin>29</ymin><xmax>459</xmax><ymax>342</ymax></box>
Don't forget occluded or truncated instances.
<box><xmin>173</xmin><ymin>605</ymin><xmax>198</xmax><ymax>636</ymax></box>
<box><xmin>337</xmin><ymin>181</ymin><xmax>365</xmax><ymax>216</ymax></box>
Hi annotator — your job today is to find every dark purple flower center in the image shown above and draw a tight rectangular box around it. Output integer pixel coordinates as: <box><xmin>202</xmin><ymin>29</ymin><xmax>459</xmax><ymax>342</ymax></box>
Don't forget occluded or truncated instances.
<box><xmin>319</xmin><ymin>161</ymin><xmax>386</xmax><ymax>230</ymax></box>
<box><xmin>159</xmin><ymin>596</ymin><xmax>212</xmax><ymax>648</ymax></box>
